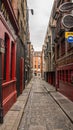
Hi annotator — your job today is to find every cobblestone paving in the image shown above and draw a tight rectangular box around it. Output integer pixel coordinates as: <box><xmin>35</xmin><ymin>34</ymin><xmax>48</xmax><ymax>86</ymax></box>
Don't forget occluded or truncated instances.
<box><xmin>18</xmin><ymin>78</ymin><xmax>73</xmax><ymax>130</ymax></box>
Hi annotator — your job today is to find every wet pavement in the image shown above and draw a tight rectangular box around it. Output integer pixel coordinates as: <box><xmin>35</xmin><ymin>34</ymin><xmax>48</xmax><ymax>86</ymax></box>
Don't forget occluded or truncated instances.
<box><xmin>18</xmin><ymin>77</ymin><xmax>73</xmax><ymax>130</ymax></box>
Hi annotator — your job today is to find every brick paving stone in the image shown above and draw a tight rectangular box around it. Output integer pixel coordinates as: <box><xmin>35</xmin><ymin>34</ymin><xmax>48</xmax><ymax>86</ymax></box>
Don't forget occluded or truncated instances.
<box><xmin>29</xmin><ymin>125</ymin><xmax>46</xmax><ymax>130</ymax></box>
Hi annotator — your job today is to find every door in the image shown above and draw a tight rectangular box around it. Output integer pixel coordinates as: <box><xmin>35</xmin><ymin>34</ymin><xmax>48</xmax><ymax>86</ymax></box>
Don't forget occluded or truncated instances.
<box><xmin>20</xmin><ymin>58</ymin><xmax>24</xmax><ymax>94</ymax></box>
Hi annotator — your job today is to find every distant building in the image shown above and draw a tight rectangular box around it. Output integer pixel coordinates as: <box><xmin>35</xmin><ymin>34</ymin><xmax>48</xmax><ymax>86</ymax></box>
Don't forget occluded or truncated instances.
<box><xmin>33</xmin><ymin>51</ymin><xmax>42</xmax><ymax>77</ymax></box>
<box><xmin>42</xmin><ymin>5</ymin><xmax>56</xmax><ymax>84</ymax></box>
<box><xmin>30</xmin><ymin>44</ymin><xmax>34</xmax><ymax>78</ymax></box>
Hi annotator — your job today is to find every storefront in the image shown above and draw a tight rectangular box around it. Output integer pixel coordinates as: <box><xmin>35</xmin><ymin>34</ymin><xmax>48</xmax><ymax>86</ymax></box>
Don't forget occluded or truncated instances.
<box><xmin>0</xmin><ymin>1</ymin><xmax>19</xmax><ymax>122</ymax></box>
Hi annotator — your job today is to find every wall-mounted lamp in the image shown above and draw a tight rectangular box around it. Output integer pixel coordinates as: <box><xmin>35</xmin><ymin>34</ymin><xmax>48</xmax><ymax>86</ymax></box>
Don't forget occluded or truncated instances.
<box><xmin>24</xmin><ymin>8</ymin><xmax>34</xmax><ymax>15</ymax></box>
<box><xmin>30</xmin><ymin>9</ymin><xmax>34</xmax><ymax>15</ymax></box>
<box><xmin>14</xmin><ymin>8</ymin><xmax>34</xmax><ymax>15</ymax></box>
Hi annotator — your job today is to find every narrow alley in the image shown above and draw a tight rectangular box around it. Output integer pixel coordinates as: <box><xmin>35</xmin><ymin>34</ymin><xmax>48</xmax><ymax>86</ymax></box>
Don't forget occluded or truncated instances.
<box><xmin>0</xmin><ymin>0</ymin><xmax>73</xmax><ymax>129</ymax></box>
<box><xmin>18</xmin><ymin>78</ymin><xmax>73</xmax><ymax>130</ymax></box>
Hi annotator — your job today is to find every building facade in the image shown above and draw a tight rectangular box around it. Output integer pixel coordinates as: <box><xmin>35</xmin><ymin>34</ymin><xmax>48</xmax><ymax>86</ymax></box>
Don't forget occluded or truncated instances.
<box><xmin>30</xmin><ymin>44</ymin><xmax>34</xmax><ymax>79</ymax></box>
<box><xmin>53</xmin><ymin>0</ymin><xmax>73</xmax><ymax>101</ymax></box>
<box><xmin>43</xmin><ymin>0</ymin><xmax>73</xmax><ymax>101</ymax></box>
<box><xmin>0</xmin><ymin>0</ymin><xmax>19</xmax><ymax>122</ymax></box>
<box><xmin>33</xmin><ymin>51</ymin><xmax>42</xmax><ymax>77</ymax></box>
<box><xmin>42</xmin><ymin>8</ymin><xmax>56</xmax><ymax>85</ymax></box>
<box><xmin>0</xmin><ymin>0</ymin><xmax>31</xmax><ymax>122</ymax></box>
<box><xmin>15</xmin><ymin>0</ymin><xmax>27</xmax><ymax>96</ymax></box>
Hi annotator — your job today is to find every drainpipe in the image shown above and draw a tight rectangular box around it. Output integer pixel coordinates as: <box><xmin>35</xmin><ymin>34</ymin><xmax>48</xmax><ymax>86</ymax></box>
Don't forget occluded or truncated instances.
<box><xmin>0</xmin><ymin>53</ymin><xmax>3</xmax><ymax>123</ymax></box>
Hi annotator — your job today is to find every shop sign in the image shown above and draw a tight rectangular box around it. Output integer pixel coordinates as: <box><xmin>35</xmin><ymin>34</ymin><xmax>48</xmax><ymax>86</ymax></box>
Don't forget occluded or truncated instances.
<box><xmin>62</xmin><ymin>14</ymin><xmax>73</xmax><ymax>29</ymax></box>
<box><xmin>65</xmin><ymin>32</ymin><xmax>73</xmax><ymax>43</ymax></box>
<box><xmin>59</xmin><ymin>2</ymin><xmax>73</xmax><ymax>13</ymax></box>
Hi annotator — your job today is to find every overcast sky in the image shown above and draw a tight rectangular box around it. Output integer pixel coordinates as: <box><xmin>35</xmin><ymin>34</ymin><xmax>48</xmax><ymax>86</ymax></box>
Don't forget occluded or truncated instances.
<box><xmin>27</xmin><ymin>0</ymin><xmax>54</xmax><ymax>51</ymax></box>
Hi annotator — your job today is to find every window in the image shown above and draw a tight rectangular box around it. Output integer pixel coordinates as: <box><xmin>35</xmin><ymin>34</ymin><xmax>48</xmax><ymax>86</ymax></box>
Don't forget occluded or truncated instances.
<box><xmin>3</xmin><ymin>33</ymin><xmax>10</xmax><ymax>81</ymax></box>
<box><xmin>38</xmin><ymin>65</ymin><xmax>40</xmax><ymax>68</ymax></box>
<box><xmin>3</xmin><ymin>33</ymin><xmax>8</xmax><ymax>81</ymax></box>
<box><xmin>18</xmin><ymin>10</ymin><xmax>20</xmax><ymax>24</ymax></box>
<box><xmin>71</xmin><ymin>70</ymin><xmax>73</xmax><ymax>83</ymax></box>
<box><xmin>10</xmin><ymin>42</ymin><xmax>14</xmax><ymax>79</ymax></box>
<box><xmin>66</xmin><ymin>70</ymin><xmax>68</xmax><ymax>82</ymax></box>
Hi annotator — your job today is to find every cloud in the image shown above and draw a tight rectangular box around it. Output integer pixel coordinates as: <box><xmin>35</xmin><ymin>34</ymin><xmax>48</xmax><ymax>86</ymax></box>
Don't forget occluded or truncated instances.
<box><xmin>27</xmin><ymin>0</ymin><xmax>54</xmax><ymax>51</ymax></box>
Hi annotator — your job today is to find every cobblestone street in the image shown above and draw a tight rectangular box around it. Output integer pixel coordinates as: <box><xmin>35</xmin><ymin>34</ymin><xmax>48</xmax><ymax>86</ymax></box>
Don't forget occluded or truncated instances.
<box><xmin>18</xmin><ymin>78</ymin><xmax>73</xmax><ymax>130</ymax></box>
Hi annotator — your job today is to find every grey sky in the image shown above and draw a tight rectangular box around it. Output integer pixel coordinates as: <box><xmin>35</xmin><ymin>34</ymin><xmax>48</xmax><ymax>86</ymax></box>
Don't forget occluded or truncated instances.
<box><xmin>27</xmin><ymin>0</ymin><xmax>54</xmax><ymax>51</ymax></box>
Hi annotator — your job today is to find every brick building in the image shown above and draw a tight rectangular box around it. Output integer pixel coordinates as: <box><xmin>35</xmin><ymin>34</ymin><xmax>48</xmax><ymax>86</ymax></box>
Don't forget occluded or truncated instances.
<box><xmin>43</xmin><ymin>0</ymin><xmax>73</xmax><ymax>101</ymax></box>
<box><xmin>53</xmin><ymin>0</ymin><xmax>73</xmax><ymax>101</ymax></box>
<box><xmin>0</xmin><ymin>0</ymin><xmax>30</xmax><ymax>122</ymax></box>
<box><xmin>0</xmin><ymin>0</ymin><xmax>19</xmax><ymax>121</ymax></box>
<box><xmin>15</xmin><ymin>0</ymin><xmax>27</xmax><ymax>96</ymax></box>
<box><xmin>43</xmin><ymin>14</ymin><xmax>56</xmax><ymax>84</ymax></box>
<box><xmin>33</xmin><ymin>51</ymin><xmax>42</xmax><ymax>77</ymax></box>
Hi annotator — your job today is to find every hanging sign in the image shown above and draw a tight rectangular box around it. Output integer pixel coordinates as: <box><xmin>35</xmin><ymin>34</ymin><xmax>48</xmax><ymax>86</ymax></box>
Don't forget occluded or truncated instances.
<box><xmin>65</xmin><ymin>32</ymin><xmax>73</xmax><ymax>43</ymax></box>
